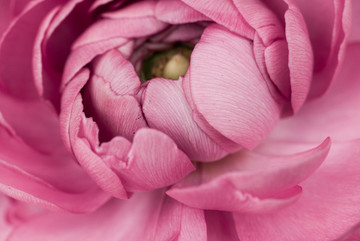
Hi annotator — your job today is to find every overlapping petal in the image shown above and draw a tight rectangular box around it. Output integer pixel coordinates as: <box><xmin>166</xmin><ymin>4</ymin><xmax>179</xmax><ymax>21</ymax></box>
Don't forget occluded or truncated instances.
<box><xmin>61</xmin><ymin>69</ymin><xmax>194</xmax><ymax>196</ymax></box>
<box><xmin>184</xmin><ymin>24</ymin><xmax>282</xmax><ymax>151</ymax></box>
<box><xmin>167</xmin><ymin>138</ymin><xmax>330</xmax><ymax>213</ymax></box>
<box><xmin>233</xmin><ymin>140</ymin><xmax>360</xmax><ymax>241</ymax></box>
<box><xmin>142</xmin><ymin>77</ymin><xmax>226</xmax><ymax>161</ymax></box>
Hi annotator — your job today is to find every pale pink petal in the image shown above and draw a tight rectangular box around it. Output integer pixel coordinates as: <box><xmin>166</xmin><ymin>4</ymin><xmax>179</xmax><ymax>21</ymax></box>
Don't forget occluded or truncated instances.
<box><xmin>0</xmin><ymin>0</ymin><xmax>60</xmax><ymax>99</ymax></box>
<box><xmin>185</xmin><ymin>24</ymin><xmax>281</xmax><ymax>150</ymax></box>
<box><xmin>162</xmin><ymin>24</ymin><xmax>205</xmax><ymax>43</ymax></box>
<box><xmin>270</xmin><ymin>43</ymin><xmax>360</xmax><ymax>143</ymax></box>
<box><xmin>114</xmin><ymin>128</ymin><xmax>195</xmax><ymax>192</ymax></box>
<box><xmin>142</xmin><ymin>77</ymin><xmax>227</xmax><ymax>161</ymax></box>
<box><xmin>62</xmin><ymin>37</ymin><xmax>128</xmax><ymax>89</ymax></box>
<box><xmin>181</xmin><ymin>0</ymin><xmax>254</xmax><ymax>38</ymax></box>
<box><xmin>205</xmin><ymin>211</ymin><xmax>240</xmax><ymax>241</ymax></box>
<box><xmin>92</xmin><ymin>49</ymin><xmax>140</xmax><ymax>95</ymax></box>
<box><xmin>155</xmin><ymin>0</ymin><xmax>210</xmax><ymax>24</ymax></box>
<box><xmin>232</xmin><ymin>0</ymin><xmax>285</xmax><ymax>45</ymax></box>
<box><xmin>8</xmin><ymin>190</ymin><xmax>206</xmax><ymax>241</ymax></box>
<box><xmin>297</xmin><ymin>0</ymin><xmax>352</xmax><ymax>97</ymax></box>
<box><xmin>233</xmin><ymin>140</ymin><xmax>360</xmax><ymax>240</ymax></box>
<box><xmin>73</xmin><ymin>16</ymin><xmax>167</xmax><ymax>49</ymax></box>
<box><xmin>61</xmin><ymin>69</ymin><xmax>194</xmax><ymax>194</ymax></box>
<box><xmin>283</xmin><ymin>0</ymin><xmax>314</xmax><ymax>112</ymax></box>
<box><xmin>61</xmin><ymin>69</ymin><xmax>128</xmax><ymax>198</ymax></box>
<box><xmin>168</xmin><ymin>138</ymin><xmax>330</xmax><ymax>213</ymax></box>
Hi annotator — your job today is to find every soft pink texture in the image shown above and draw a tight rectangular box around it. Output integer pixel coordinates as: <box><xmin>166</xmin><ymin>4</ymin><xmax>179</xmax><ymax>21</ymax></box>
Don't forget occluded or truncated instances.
<box><xmin>167</xmin><ymin>138</ymin><xmax>330</xmax><ymax>213</ymax></box>
<box><xmin>0</xmin><ymin>0</ymin><xmax>359</xmax><ymax>240</ymax></box>
<box><xmin>184</xmin><ymin>24</ymin><xmax>282</xmax><ymax>151</ymax></box>
<box><xmin>61</xmin><ymin>68</ymin><xmax>194</xmax><ymax>196</ymax></box>
<box><xmin>6</xmin><ymin>190</ymin><xmax>207</xmax><ymax>241</ymax></box>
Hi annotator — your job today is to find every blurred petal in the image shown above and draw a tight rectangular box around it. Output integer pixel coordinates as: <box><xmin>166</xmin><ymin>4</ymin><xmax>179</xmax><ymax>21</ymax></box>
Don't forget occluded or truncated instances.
<box><xmin>0</xmin><ymin>0</ymin><xmax>60</xmax><ymax>99</ymax></box>
<box><xmin>270</xmin><ymin>43</ymin><xmax>360</xmax><ymax>143</ymax></box>
<box><xmin>102</xmin><ymin>0</ymin><xmax>156</xmax><ymax>18</ymax></box>
<box><xmin>0</xmin><ymin>114</ymin><xmax>109</xmax><ymax>212</ymax></box>
<box><xmin>233</xmin><ymin>140</ymin><xmax>360</xmax><ymax>241</ymax></box>
<box><xmin>185</xmin><ymin>24</ymin><xmax>281</xmax><ymax>150</ymax></box>
<box><xmin>142</xmin><ymin>77</ymin><xmax>227</xmax><ymax>161</ymax></box>
<box><xmin>181</xmin><ymin>0</ymin><xmax>254</xmax><ymax>38</ymax></box>
<box><xmin>348</xmin><ymin>0</ymin><xmax>360</xmax><ymax>43</ymax></box>
<box><xmin>0</xmin><ymin>195</ymin><xmax>14</xmax><ymax>240</ymax></box>
<box><xmin>36</xmin><ymin>0</ymin><xmax>94</xmax><ymax>107</ymax></box>
<box><xmin>167</xmin><ymin>138</ymin><xmax>330</xmax><ymax>213</ymax></box>
<box><xmin>299</xmin><ymin>0</ymin><xmax>352</xmax><ymax>97</ymax></box>
<box><xmin>8</xmin><ymin>190</ymin><xmax>206</xmax><ymax>241</ymax></box>
<box><xmin>155</xmin><ymin>0</ymin><xmax>210</xmax><ymax>24</ymax></box>
<box><xmin>205</xmin><ymin>211</ymin><xmax>240</xmax><ymax>241</ymax></box>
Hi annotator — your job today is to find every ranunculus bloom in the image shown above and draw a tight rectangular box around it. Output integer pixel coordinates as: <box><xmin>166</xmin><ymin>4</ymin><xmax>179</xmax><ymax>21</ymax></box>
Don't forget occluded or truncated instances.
<box><xmin>0</xmin><ymin>0</ymin><xmax>359</xmax><ymax>240</ymax></box>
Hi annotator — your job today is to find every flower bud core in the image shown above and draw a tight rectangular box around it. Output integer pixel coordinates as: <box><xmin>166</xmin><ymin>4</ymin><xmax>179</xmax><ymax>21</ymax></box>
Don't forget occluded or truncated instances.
<box><xmin>140</xmin><ymin>44</ymin><xmax>193</xmax><ymax>81</ymax></box>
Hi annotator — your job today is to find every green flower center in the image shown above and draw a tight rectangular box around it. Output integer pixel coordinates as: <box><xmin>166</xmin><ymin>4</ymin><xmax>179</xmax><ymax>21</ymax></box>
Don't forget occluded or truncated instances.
<box><xmin>140</xmin><ymin>44</ymin><xmax>193</xmax><ymax>81</ymax></box>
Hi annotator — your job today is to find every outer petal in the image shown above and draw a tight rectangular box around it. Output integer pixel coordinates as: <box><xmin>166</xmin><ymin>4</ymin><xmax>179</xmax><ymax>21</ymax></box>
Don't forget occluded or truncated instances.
<box><xmin>348</xmin><ymin>0</ymin><xmax>360</xmax><ymax>43</ymax></box>
<box><xmin>205</xmin><ymin>211</ymin><xmax>240</xmax><ymax>241</ymax></box>
<box><xmin>7</xmin><ymin>190</ymin><xmax>207</xmax><ymax>241</ymax></box>
<box><xmin>34</xmin><ymin>0</ymin><xmax>94</xmax><ymax>107</ymax></box>
<box><xmin>0</xmin><ymin>110</ymin><xmax>109</xmax><ymax>213</ymax></box>
<box><xmin>298</xmin><ymin>0</ymin><xmax>352</xmax><ymax>97</ymax></box>
<box><xmin>270</xmin><ymin>43</ymin><xmax>360</xmax><ymax>143</ymax></box>
<box><xmin>185</xmin><ymin>24</ymin><xmax>281</xmax><ymax>150</ymax></box>
<box><xmin>167</xmin><ymin>138</ymin><xmax>330</xmax><ymax>213</ymax></box>
<box><xmin>142</xmin><ymin>77</ymin><xmax>227</xmax><ymax>161</ymax></box>
<box><xmin>0</xmin><ymin>0</ymin><xmax>60</xmax><ymax>99</ymax></box>
<box><xmin>233</xmin><ymin>140</ymin><xmax>360</xmax><ymax>241</ymax></box>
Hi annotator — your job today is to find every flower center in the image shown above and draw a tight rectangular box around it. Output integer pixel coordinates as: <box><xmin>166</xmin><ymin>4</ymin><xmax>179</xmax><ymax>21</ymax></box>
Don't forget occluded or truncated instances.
<box><xmin>140</xmin><ymin>44</ymin><xmax>193</xmax><ymax>81</ymax></box>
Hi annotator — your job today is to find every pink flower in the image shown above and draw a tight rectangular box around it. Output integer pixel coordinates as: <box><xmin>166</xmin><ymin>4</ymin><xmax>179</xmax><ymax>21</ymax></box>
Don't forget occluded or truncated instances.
<box><xmin>0</xmin><ymin>0</ymin><xmax>359</xmax><ymax>240</ymax></box>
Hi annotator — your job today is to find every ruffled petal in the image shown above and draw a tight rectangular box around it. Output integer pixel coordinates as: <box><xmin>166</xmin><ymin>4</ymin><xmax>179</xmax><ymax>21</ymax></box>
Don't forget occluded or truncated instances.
<box><xmin>167</xmin><ymin>138</ymin><xmax>330</xmax><ymax>213</ymax></box>
<box><xmin>8</xmin><ymin>190</ymin><xmax>207</xmax><ymax>241</ymax></box>
<box><xmin>155</xmin><ymin>0</ymin><xmax>210</xmax><ymax>24</ymax></box>
<box><xmin>61</xmin><ymin>69</ymin><xmax>194</xmax><ymax>195</ymax></box>
<box><xmin>113</xmin><ymin>128</ymin><xmax>195</xmax><ymax>192</ymax></box>
<box><xmin>91</xmin><ymin>49</ymin><xmax>140</xmax><ymax>95</ymax></box>
<box><xmin>184</xmin><ymin>24</ymin><xmax>281</xmax><ymax>150</ymax></box>
<box><xmin>62</xmin><ymin>37</ymin><xmax>129</xmax><ymax>89</ymax></box>
<box><xmin>233</xmin><ymin>140</ymin><xmax>360</xmax><ymax>241</ymax></box>
<box><xmin>142</xmin><ymin>77</ymin><xmax>227</xmax><ymax>161</ymax></box>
